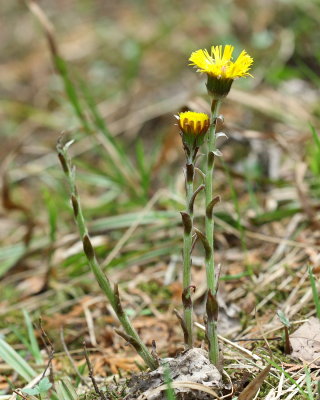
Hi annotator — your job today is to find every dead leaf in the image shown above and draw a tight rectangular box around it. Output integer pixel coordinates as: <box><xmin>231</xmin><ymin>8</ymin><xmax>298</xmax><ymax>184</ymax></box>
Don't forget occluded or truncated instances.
<box><xmin>16</xmin><ymin>275</ymin><xmax>47</xmax><ymax>297</ymax></box>
<box><xmin>134</xmin><ymin>318</ymin><xmax>170</xmax><ymax>348</ymax></box>
<box><xmin>290</xmin><ymin>317</ymin><xmax>320</xmax><ymax>366</ymax></box>
<box><xmin>106</xmin><ymin>356</ymin><xmax>140</xmax><ymax>374</ymax></box>
<box><xmin>238</xmin><ymin>365</ymin><xmax>271</xmax><ymax>400</ymax></box>
<box><xmin>43</xmin><ymin>297</ymin><xmax>95</xmax><ymax>329</ymax></box>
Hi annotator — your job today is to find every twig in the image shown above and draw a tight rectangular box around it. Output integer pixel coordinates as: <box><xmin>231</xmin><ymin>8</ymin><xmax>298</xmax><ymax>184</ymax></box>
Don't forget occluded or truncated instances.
<box><xmin>83</xmin><ymin>341</ymin><xmax>107</xmax><ymax>400</ymax></box>
<box><xmin>12</xmin><ymin>391</ymin><xmax>29</xmax><ymax>400</ymax></box>
<box><xmin>60</xmin><ymin>327</ymin><xmax>88</xmax><ymax>386</ymax></box>
<box><xmin>38</xmin><ymin>318</ymin><xmax>55</xmax><ymax>391</ymax></box>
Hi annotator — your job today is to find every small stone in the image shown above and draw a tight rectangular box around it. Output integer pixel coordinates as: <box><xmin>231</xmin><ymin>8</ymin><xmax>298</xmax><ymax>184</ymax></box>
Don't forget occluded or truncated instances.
<box><xmin>124</xmin><ymin>348</ymin><xmax>222</xmax><ymax>400</ymax></box>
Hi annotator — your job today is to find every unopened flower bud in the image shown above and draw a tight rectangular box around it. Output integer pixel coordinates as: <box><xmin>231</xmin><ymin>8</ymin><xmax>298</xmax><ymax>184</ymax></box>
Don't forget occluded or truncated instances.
<box><xmin>176</xmin><ymin>111</ymin><xmax>210</xmax><ymax>154</ymax></box>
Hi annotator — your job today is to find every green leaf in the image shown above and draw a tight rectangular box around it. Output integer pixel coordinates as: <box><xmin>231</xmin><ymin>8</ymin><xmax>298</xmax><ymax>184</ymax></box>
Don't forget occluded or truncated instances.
<box><xmin>38</xmin><ymin>377</ymin><xmax>52</xmax><ymax>393</ymax></box>
<box><xmin>277</xmin><ymin>310</ymin><xmax>291</xmax><ymax>327</ymax></box>
<box><xmin>22</xmin><ymin>387</ymin><xmax>40</xmax><ymax>395</ymax></box>
<box><xmin>0</xmin><ymin>337</ymin><xmax>37</xmax><ymax>381</ymax></box>
<box><xmin>250</xmin><ymin>207</ymin><xmax>301</xmax><ymax>225</ymax></box>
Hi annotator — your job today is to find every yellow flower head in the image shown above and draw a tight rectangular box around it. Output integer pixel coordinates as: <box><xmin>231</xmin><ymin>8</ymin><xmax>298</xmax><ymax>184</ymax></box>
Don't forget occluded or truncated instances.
<box><xmin>189</xmin><ymin>45</ymin><xmax>253</xmax><ymax>98</ymax></box>
<box><xmin>177</xmin><ymin>111</ymin><xmax>210</xmax><ymax>156</ymax></box>
<box><xmin>178</xmin><ymin>111</ymin><xmax>210</xmax><ymax>136</ymax></box>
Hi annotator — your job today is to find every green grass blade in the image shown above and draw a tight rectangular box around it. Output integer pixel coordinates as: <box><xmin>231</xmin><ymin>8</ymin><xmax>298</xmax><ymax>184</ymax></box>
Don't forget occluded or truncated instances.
<box><xmin>22</xmin><ymin>310</ymin><xmax>43</xmax><ymax>365</ymax></box>
<box><xmin>250</xmin><ymin>207</ymin><xmax>301</xmax><ymax>225</ymax></box>
<box><xmin>0</xmin><ymin>244</ymin><xmax>26</xmax><ymax>277</ymax></box>
<box><xmin>307</xmin><ymin>124</ymin><xmax>320</xmax><ymax>176</ymax></box>
<box><xmin>79</xmin><ymin>79</ymin><xmax>141</xmax><ymax>196</ymax></box>
<box><xmin>305</xmin><ymin>367</ymin><xmax>314</xmax><ymax>400</ymax></box>
<box><xmin>308</xmin><ymin>265</ymin><xmax>320</xmax><ymax>319</ymax></box>
<box><xmin>163</xmin><ymin>364</ymin><xmax>176</xmax><ymax>400</ymax></box>
<box><xmin>91</xmin><ymin>210</ymin><xmax>178</xmax><ymax>231</ymax></box>
<box><xmin>43</xmin><ymin>189</ymin><xmax>58</xmax><ymax>244</ymax></box>
<box><xmin>0</xmin><ymin>337</ymin><xmax>37</xmax><ymax>381</ymax></box>
<box><xmin>262</xmin><ymin>357</ymin><xmax>307</xmax><ymax>398</ymax></box>
<box><xmin>223</xmin><ymin>160</ymin><xmax>247</xmax><ymax>253</ymax></box>
<box><xmin>53</xmin><ymin>55</ymin><xmax>91</xmax><ymax>133</ymax></box>
<box><xmin>55</xmin><ymin>378</ymin><xmax>79</xmax><ymax>400</ymax></box>
<box><xmin>79</xmin><ymin>79</ymin><xmax>127</xmax><ymax>157</ymax></box>
<box><xmin>310</xmin><ymin>124</ymin><xmax>320</xmax><ymax>151</ymax></box>
<box><xmin>136</xmin><ymin>139</ymin><xmax>151</xmax><ymax>200</ymax></box>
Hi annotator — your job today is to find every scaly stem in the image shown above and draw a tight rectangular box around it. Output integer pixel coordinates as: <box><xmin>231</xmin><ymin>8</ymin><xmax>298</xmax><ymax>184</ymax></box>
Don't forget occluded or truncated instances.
<box><xmin>205</xmin><ymin>98</ymin><xmax>221</xmax><ymax>365</ymax></box>
<box><xmin>57</xmin><ymin>140</ymin><xmax>157</xmax><ymax>370</ymax></box>
<box><xmin>182</xmin><ymin>161</ymin><xmax>194</xmax><ymax>347</ymax></box>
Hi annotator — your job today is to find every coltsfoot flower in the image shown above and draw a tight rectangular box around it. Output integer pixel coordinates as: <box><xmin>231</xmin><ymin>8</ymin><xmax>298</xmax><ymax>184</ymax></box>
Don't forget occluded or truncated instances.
<box><xmin>189</xmin><ymin>45</ymin><xmax>253</xmax><ymax>98</ymax></box>
<box><xmin>177</xmin><ymin>111</ymin><xmax>210</xmax><ymax>156</ymax></box>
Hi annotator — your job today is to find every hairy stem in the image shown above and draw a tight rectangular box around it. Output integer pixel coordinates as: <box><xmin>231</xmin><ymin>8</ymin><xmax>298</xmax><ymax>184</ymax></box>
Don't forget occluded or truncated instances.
<box><xmin>57</xmin><ymin>139</ymin><xmax>157</xmax><ymax>370</ymax></box>
<box><xmin>204</xmin><ymin>99</ymin><xmax>221</xmax><ymax>365</ymax></box>
<box><xmin>182</xmin><ymin>161</ymin><xmax>194</xmax><ymax>347</ymax></box>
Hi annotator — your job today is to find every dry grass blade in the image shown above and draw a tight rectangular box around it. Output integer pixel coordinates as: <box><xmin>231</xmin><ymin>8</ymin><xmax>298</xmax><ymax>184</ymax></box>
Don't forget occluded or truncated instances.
<box><xmin>238</xmin><ymin>364</ymin><xmax>271</xmax><ymax>400</ymax></box>
<box><xmin>137</xmin><ymin>381</ymin><xmax>221</xmax><ymax>400</ymax></box>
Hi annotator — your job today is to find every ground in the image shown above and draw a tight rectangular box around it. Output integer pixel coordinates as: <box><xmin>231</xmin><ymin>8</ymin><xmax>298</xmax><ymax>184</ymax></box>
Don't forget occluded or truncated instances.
<box><xmin>0</xmin><ymin>1</ymin><xmax>320</xmax><ymax>399</ymax></box>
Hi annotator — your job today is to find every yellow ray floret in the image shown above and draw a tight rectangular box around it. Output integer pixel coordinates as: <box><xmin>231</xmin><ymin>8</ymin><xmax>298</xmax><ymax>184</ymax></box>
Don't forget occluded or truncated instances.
<box><xmin>189</xmin><ymin>45</ymin><xmax>253</xmax><ymax>80</ymax></box>
<box><xmin>178</xmin><ymin>111</ymin><xmax>210</xmax><ymax>136</ymax></box>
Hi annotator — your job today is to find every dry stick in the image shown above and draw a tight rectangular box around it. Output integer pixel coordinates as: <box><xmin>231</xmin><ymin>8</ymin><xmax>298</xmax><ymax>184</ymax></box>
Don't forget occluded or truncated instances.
<box><xmin>60</xmin><ymin>327</ymin><xmax>88</xmax><ymax>386</ymax></box>
<box><xmin>83</xmin><ymin>341</ymin><xmax>107</xmax><ymax>400</ymax></box>
<box><xmin>38</xmin><ymin>318</ymin><xmax>55</xmax><ymax>391</ymax></box>
<box><xmin>204</xmin><ymin>98</ymin><xmax>222</xmax><ymax>366</ymax></box>
<box><xmin>12</xmin><ymin>391</ymin><xmax>28</xmax><ymax>400</ymax></box>
<box><xmin>56</xmin><ymin>138</ymin><xmax>157</xmax><ymax>370</ymax></box>
<box><xmin>173</xmin><ymin>309</ymin><xmax>189</xmax><ymax>345</ymax></box>
<box><xmin>238</xmin><ymin>364</ymin><xmax>272</xmax><ymax>400</ymax></box>
<box><xmin>151</xmin><ymin>340</ymin><xmax>161</xmax><ymax>366</ymax></box>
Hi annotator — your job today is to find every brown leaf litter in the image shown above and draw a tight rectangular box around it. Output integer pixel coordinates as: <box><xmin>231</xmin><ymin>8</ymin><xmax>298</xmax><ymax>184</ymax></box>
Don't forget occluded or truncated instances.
<box><xmin>290</xmin><ymin>317</ymin><xmax>320</xmax><ymax>366</ymax></box>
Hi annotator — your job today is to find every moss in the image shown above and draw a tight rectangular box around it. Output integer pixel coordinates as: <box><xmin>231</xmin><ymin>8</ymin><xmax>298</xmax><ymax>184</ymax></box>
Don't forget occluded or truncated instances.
<box><xmin>80</xmin><ymin>380</ymin><xmax>129</xmax><ymax>400</ymax></box>
<box><xmin>196</xmin><ymin>328</ymin><xmax>206</xmax><ymax>341</ymax></box>
<box><xmin>138</xmin><ymin>280</ymin><xmax>172</xmax><ymax>300</ymax></box>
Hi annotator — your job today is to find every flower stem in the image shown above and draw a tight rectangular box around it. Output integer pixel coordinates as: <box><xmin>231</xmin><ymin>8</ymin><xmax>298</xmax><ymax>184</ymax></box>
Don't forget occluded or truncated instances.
<box><xmin>182</xmin><ymin>161</ymin><xmax>194</xmax><ymax>347</ymax></box>
<box><xmin>205</xmin><ymin>98</ymin><xmax>221</xmax><ymax>365</ymax></box>
<box><xmin>57</xmin><ymin>139</ymin><xmax>158</xmax><ymax>370</ymax></box>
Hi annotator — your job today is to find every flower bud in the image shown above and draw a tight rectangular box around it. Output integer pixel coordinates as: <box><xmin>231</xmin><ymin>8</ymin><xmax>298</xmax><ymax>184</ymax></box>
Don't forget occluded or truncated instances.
<box><xmin>176</xmin><ymin>111</ymin><xmax>210</xmax><ymax>155</ymax></box>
